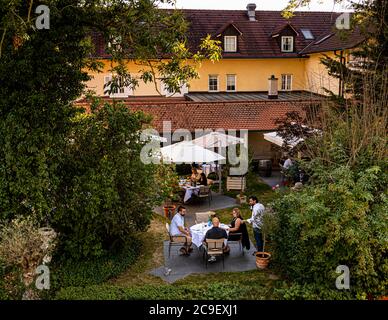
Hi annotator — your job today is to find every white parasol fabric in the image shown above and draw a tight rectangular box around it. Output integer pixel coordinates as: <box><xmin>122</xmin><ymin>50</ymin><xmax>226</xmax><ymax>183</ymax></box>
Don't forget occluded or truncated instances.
<box><xmin>192</xmin><ymin>132</ymin><xmax>244</xmax><ymax>148</ymax></box>
<box><xmin>263</xmin><ymin>132</ymin><xmax>303</xmax><ymax>148</ymax></box>
<box><xmin>160</xmin><ymin>141</ymin><xmax>225</xmax><ymax>163</ymax></box>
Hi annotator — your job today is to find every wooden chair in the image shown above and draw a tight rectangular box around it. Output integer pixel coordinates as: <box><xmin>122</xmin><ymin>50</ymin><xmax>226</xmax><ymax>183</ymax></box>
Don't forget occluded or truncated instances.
<box><xmin>227</xmin><ymin>233</ymin><xmax>244</xmax><ymax>255</ymax></box>
<box><xmin>198</xmin><ymin>185</ymin><xmax>212</xmax><ymax>206</ymax></box>
<box><xmin>194</xmin><ymin>211</ymin><xmax>215</xmax><ymax>224</ymax></box>
<box><xmin>165</xmin><ymin>223</ymin><xmax>187</xmax><ymax>258</ymax></box>
<box><xmin>203</xmin><ymin>238</ymin><xmax>225</xmax><ymax>269</ymax></box>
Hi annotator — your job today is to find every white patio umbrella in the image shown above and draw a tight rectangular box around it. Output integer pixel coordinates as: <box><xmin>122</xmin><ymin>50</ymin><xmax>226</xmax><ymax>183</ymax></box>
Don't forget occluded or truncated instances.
<box><xmin>192</xmin><ymin>132</ymin><xmax>244</xmax><ymax>148</ymax></box>
<box><xmin>147</xmin><ymin>134</ymin><xmax>167</xmax><ymax>143</ymax></box>
<box><xmin>263</xmin><ymin>131</ymin><xmax>303</xmax><ymax>148</ymax></box>
<box><xmin>160</xmin><ymin>141</ymin><xmax>225</xmax><ymax>163</ymax></box>
<box><xmin>192</xmin><ymin>132</ymin><xmax>245</xmax><ymax>194</ymax></box>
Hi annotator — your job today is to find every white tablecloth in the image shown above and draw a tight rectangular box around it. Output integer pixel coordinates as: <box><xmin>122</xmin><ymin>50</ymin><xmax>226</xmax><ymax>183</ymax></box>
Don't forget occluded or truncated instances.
<box><xmin>190</xmin><ymin>223</ymin><xmax>229</xmax><ymax>248</ymax></box>
<box><xmin>181</xmin><ymin>185</ymin><xmax>200</xmax><ymax>203</ymax></box>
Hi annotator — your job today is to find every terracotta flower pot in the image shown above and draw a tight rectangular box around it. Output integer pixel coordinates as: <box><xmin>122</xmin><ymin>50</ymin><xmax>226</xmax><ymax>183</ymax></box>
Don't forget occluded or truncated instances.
<box><xmin>163</xmin><ymin>205</ymin><xmax>176</xmax><ymax>219</ymax></box>
<box><xmin>255</xmin><ymin>252</ymin><xmax>271</xmax><ymax>269</ymax></box>
<box><xmin>236</xmin><ymin>195</ymin><xmax>247</xmax><ymax>204</ymax></box>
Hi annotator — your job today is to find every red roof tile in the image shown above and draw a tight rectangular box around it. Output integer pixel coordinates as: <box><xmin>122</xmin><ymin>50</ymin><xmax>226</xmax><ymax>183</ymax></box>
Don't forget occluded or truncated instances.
<box><xmin>76</xmin><ymin>99</ymin><xmax>318</xmax><ymax>132</ymax></box>
<box><xmin>91</xmin><ymin>9</ymin><xmax>364</xmax><ymax>59</ymax></box>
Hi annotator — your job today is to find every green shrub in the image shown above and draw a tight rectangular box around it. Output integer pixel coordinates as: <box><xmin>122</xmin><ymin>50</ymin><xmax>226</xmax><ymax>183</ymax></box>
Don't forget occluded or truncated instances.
<box><xmin>271</xmin><ymin>165</ymin><xmax>388</xmax><ymax>299</ymax></box>
<box><xmin>55</xmin><ymin>282</ymin><xmax>266</xmax><ymax>300</ymax></box>
<box><xmin>50</xmin><ymin>240</ymin><xmax>140</xmax><ymax>292</ymax></box>
<box><xmin>275</xmin><ymin>283</ymin><xmax>357</xmax><ymax>300</ymax></box>
<box><xmin>51</xmin><ymin>102</ymin><xmax>162</xmax><ymax>260</ymax></box>
<box><xmin>0</xmin><ymin>262</ymin><xmax>25</xmax><ymax>300</ymax></box>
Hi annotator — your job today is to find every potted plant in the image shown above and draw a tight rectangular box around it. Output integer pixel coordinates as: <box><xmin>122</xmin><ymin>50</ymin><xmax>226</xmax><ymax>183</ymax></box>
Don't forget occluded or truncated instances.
<box><xmin>156</xmin><ymin>164</ymin><xmax>179</xmax><ymax>219</ymax></box>
<box><xmin>255</xmin><ymin>207</ymin><xmax>277</xmax><ymax>269</ymax></box>
<box><xmin>236</xmin><ymin>191</ymin><xmax>247</xmax><ymax>204</ymax></box>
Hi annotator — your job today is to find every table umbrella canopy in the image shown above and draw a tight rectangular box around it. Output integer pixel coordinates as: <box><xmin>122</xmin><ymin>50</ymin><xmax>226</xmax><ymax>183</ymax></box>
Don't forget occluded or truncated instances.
<box><xmin>192</xmin><ymin>132</ymin><xmax>244</xmax><ymax>148</ymax></box>
<box><xmin>263</xmin><ymin>131</ymin><xmax>303</xmax><ymax>148</ymax></box>
<box><xmin>160</xmin><ymin>141</ymin><xmax>225</xmax><ymax>163</ymax></box>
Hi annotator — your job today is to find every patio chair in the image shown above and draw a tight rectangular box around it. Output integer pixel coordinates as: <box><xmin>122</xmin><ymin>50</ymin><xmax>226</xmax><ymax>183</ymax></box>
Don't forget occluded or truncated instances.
<box><xmin>194</xmin><ymin>211</ymin><xmax>214</xmax><ymax>224</ymax></box>
<box><xmin>227</xmin><ymin>233</ymin><xmax>244</xmax><ymax>255</ymax></box>
<box><xmin>203</xmin><ymin>238</ymin><xmax>225</xmax><ymax>269</ymax></box>
<box><xmin>165</xmin><ymin>223</ymin><xmax>187</xmax><ymax>259</ymax></box>
<box><xmin>207</xmin><ymin>172</ymin><xmax>220</xmax><ymax>188</ymax></box>
<box><xmin>198</xmin><ymin>185</ymin><xmax>212</xmax><ymax>206</ymax></box>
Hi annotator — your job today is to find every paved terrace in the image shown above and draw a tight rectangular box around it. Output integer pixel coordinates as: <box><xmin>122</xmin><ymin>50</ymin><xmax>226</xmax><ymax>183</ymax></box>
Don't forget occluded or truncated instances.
<box><xmin>154</xmin><ymin>192</ymin><xmax>236</xmax><ymax>226</ymax></box>
<box><xmin>152</xmin><ymin>192</ymin><xmax>254</xmax><ymax>283</ymax></box>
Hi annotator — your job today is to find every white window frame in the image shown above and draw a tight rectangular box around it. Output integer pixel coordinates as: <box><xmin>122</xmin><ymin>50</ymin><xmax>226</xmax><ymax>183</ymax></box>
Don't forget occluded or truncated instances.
<box><xmin>104</xmin><ymin>74</ymin><xmax>132</xmax><ymax>98</ymax></box>
<box><xmin>226</xmin><ymin>74</ymin><xmax>237</xmax><ymax>92</ymax></box>
<box><xmin>208</xmin><ymin>75</ymin><xmax>219</xmax><ymax>92</ymax></box>
<box><xmin>224</xmin><ymin>36</ymin><xmax>237</xmax><ymax>52</ymax></box>
<box><xmin>161</xmin><ymin>81</ymin><xmax>188</xmax><ymax>97</ymax></box>
<box><xmin>281</xmin><ymin>74</ymin><xmax>293</xmax><ymax>91</ymax></box>
<box><xmin>281</xmin><ymin>36</ymin><xmax>294</xmax><ymax>52</ymax></box>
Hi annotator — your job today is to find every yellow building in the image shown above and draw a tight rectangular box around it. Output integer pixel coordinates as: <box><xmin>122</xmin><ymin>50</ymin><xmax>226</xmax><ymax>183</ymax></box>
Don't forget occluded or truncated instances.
<box><xmin>85</xmin><ymin>5</ymin><xmax>363</xmax><ymax>99</ymax></box>
<box><xmin>80</xmin><ymin>5</ymin><xmax>364</xmax><ymax>167</ymax></box>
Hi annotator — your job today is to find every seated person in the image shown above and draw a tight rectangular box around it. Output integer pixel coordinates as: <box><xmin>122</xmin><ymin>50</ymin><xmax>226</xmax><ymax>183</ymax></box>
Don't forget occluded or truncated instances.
<box><xmin>227</xmin><ymin>208</ymin><xmax>250</xmax><ymax>251</ymax></box>
<box><xmin>190</xmin><ymin>168</ymin><xmax>201</xmax><ymax>182</ymax></box>
<box><xmin>203</xmin><ymin>217</ymin><xmax>229</xmax><ymax>262</ymax></box>
<box><xmin>198</xmin><ymin>172</ymin><xmax>208</xmax><ymax>186</ymax></box>
<box><xmin>170</xmin><ymin>206</ymin><xmax>193</xmax><ymax>255</ymax></box>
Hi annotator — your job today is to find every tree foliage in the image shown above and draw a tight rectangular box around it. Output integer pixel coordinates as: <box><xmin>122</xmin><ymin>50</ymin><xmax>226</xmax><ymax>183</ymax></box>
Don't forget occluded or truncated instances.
<box><xmin>272</xmin><ymin>165</ymin><xmax>387</xmax><ymax>299</ymax></box>
<box><xmin>0</xmin><ymin>0</ymin><xmax>221</xmax><ymax>259</ymax></box>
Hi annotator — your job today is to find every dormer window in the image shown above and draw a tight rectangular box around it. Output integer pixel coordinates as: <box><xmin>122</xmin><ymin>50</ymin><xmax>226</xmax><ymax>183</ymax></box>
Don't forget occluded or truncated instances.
<box><xmin>281</xmin><ymin>36</ymin><xmax>294</xmax><ymax>52</ymax></box>
<box><xmin>224</xmin><ymin>36</ymin><xmax>237</xmax><ymax>52</ymax></box>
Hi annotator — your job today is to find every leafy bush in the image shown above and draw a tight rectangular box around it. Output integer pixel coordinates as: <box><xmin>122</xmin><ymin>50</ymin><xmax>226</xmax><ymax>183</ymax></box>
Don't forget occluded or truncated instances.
<box><xmin>50</xmin><ymin>240</ymin><xmax>140</xmax><ymax>292</ymax></box>
<box><xmin>275</xmin><ymin>283</ymin><xmax>356</xmax><ymax>300</ymax></box>
<box><xmin>271</xmin><ymin>165</ymin><xmax>388</xmax><ymax>299</ymax></box>
<box><xmin>55</xmin><ymin>282</ymin><xmax>264</xmax><ymax>300</ymax></box>
<box><xmin>0</xmin><ymin>216</ymin><xmax>56</xmax><ymax>294</ymax></box>
<box><xmin>51</xmin><ymin>101</ymin><xmax>162</xmax><ymax>259</ymax></box>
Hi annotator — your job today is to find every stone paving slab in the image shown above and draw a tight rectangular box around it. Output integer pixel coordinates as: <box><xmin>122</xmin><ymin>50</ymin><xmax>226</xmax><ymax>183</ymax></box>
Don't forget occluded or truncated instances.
<box><xmin>149</xmin><ymin>241</ymin><xmax>257</xmax><ymax>283</ymax></box>
<box><xmin>154</xmin><ymin>192</ymin><xmax>237</xmax><ymax>226</ymax></box>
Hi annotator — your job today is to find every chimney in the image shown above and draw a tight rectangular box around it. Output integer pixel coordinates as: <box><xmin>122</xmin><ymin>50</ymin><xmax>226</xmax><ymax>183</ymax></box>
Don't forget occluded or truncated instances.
<box><xmin>246</xmin><ymin>3</ymin><xmax>257</xmax><ymax>21</ymax></box>
<box><xmin>268</xmin><ymin>75</ymin><xmax>278</xmax><ymax>99</ymax></box>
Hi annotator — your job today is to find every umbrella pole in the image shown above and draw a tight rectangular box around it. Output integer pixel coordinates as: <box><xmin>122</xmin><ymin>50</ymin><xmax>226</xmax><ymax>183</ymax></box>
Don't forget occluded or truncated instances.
<box><xmin>218</xmin><ymin>164</ymin><xmax>222</xmax><ymax>194</ymax></box>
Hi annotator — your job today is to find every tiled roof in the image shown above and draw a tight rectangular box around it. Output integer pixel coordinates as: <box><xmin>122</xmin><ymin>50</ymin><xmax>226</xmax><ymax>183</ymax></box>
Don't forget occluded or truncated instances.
<box><xmin>186</xmin><ymin>91</ymin><xmax>324</xmax><ymax>102</ymax></box>
<box><xmin>76</xmin><ymin>99</ymin><xmax>319</xmax><ymax>132</ymax></box>
<box><xmin>91</xmin><ymin>9</ymin><xmax>364</xmax><ymax>59</ymax></box>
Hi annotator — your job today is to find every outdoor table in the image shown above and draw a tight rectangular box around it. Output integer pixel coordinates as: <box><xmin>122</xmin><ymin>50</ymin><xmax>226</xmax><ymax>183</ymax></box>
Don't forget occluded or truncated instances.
<box><xmin>180</xmin><ymin>183</ymin><xmax>200</xmax><ymax>203</ymax></box>
<box><xmin>189</xmin><ymin>223</ymin><xmax>229</xmax><ymax>248</ymax></box>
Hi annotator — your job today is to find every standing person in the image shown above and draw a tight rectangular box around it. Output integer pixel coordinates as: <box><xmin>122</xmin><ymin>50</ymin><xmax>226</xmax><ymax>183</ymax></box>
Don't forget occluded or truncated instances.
<box><xmin>281</xmin><ymin>154</ymin><xmax>293</xmax><ymax>185</ymax></box>
<box><xmin>170</xmin><ymin>206</ymin><xmax>193</xmax><ymax>255</ymax></box>
<box><xmin>245</xmin><ymin>196</ymin><xmax>265</xmax><ymax>255</ymax></box>
<box><xmin>282</xmin><ymin>155</ymin><xmax>293</xmax><ymax>170</ymax></box>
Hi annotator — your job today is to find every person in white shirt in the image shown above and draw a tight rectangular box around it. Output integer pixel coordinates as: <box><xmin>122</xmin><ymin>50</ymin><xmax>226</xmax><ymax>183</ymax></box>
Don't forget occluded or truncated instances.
<box><xmin>283</xmin><ymin>156</ymin><xmax>293</xmax><ymax>170</ymax></box>
<box><xmin>245</xmin><ymin>196</ymin><xmax>265</xmax><ymax>254</ymax></box>
<box><xmin>170</xmin><ymin>206</ymin><xmax>193</xmax><ymax>255</ymax></box>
